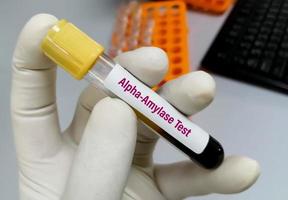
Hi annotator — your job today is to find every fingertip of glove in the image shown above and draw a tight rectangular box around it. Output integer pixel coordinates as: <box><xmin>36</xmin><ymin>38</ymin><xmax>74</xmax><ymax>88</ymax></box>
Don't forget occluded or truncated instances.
<box><xmin>182</xmin><ymin>71</ymin><xmax>216</xmax><ymax>99</ymax></box>
<box><xmin>28</xmin><ymin>13</ymin><xmax>58</xmax><ymax>25</ymax></box>
<box><xmin>228</xmin><ymin>156</ymin><xmax>261</xmax><ymax>192</ymax></box>
<box><xmin>214</xmin><ymin>156</ymin><xmax>261</xmax><ymax>193</ymax></box>
<box><xmin>158</xmin><ymin>70</ymin><xmax>215</xmax><ymax>115</ymax></box>
<box><xmin>115</xmin><ymin>47</ymin><xmax>169</xmax><ymax>87</ymax></box>
<box><xmin>92</xmin><ymin>97</ymin><xmax>137</xmax><ymax>125</ymax></box>
<box><xmin>13</xmin><ymin>13</ymin><xmax>58</xmax><ymax>69</ymax></box>
<box><xmin>88</xmin><ymin>97</ymin><xmax>137</xmax><ymax>142</ymax></box>
<box><xmin>181</xmin><ymin>71</ymin><xmax>215</xmax><ymax>112</ymax></box>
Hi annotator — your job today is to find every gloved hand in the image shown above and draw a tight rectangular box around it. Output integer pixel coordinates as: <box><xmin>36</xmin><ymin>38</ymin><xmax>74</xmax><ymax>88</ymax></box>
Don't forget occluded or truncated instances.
<box><xmin>11</xmin><ymin>14</ymin><xmax>260</xmax><ymax>200</ymax></box>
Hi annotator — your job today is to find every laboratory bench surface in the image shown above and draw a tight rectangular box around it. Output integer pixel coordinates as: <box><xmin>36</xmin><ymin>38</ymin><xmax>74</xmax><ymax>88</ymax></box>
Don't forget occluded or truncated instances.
<box><xmin>0</xmin><ymin>0</ymin><xmax>288</xmax><ymax>199</ymax></box>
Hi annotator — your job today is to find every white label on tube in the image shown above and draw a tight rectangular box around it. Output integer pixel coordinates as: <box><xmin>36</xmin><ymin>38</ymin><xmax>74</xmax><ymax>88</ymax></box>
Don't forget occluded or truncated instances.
<box><xmin>104</xmin><ymin>64</ymin><xmax>209</xmax><ymax>154</ymax></box>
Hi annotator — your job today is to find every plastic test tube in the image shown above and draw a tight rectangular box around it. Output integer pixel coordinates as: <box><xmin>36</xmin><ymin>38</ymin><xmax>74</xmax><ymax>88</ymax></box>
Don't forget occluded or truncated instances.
<box><xmin>41</xmin><ymin>19</ymin><xmax>224</xmax><ymax>169</ymax></box>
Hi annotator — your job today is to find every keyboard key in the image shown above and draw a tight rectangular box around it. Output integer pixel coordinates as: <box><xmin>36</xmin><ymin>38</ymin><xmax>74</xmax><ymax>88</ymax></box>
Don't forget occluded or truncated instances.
<box><xmin>264</xmin><ymin>19</ymin><xmax>274</xmax><ymax>27</ymax></box>
<box><xmin>275</xmin><ymin>21</ymin><xmax>286</xmax><ymax>30</ymax></box>
<box><xmin>267</xmin><ymin>42</ymin><xmax>278</xmax><ymax>51</ymax></box>
<box><xmin>217</xmin><ymin>52</ymin><xmax>228</xmax><ymax>60</ymax></box>
<box><xmin>273</xmin><ymin>59</ymin><xmax>287</xmax><ymax>78</ymax></box>
<box><xmin>263</xmin><ymin>50</ymin><xmax>276</xmax><ymax>59</ymax></box>
<box><xmin>266</xmin><ymin>14</ymin><xmax>277</xmax><ymax>21</ymax></box>
<box><xmin>254</xmin><ymin>40</ymin><xmax>265</xmax><ymax>48</ymax></box>
<box><xmin>240</xmin><ymin>42</ymin><xmax>252</xmax><ymax>49</ymax></box>
<box><xmin>235</xmin><ymin>17</ymin><xmax>246</xmax><ymax>24</ymax></box>
<box><xmin>247</xmin><ymin>58</ymin><xmax>259</xmax><ymax>68</ymax></box>
<box><xmin>259</xmin><ymin>60</ymin><xmax>272</xmax><ymax>73</ymax></box>
<box><xmin>282</xmin><ymin>5</ymin><xmax>288</xmax><ymax>13</ymax></box>
<box><xmin>228</xmin><ymin>30</ymin><xmax>239</xmax><ymax>37</ymax></box>
<box><xmin>272</xmin><ymin>28</ymin><xmax>284</xmax><ymax>37</ymax></box>
<box><xmin>270</xmin><ymin>35</ymin><xmax>281</xmax><ymax>44</ymax></box>
<box><xmin>248</xmin><ymin>27</ymin><xmax>258</xmax><ymax>34</ymax></box>
<box><xmin>231</xmin><ymin>24</ymin><xmax>243</xmax><ymax>32</ymax></box>
<box><xmin>271</xmin><ymin>2</ymin><xmax>282</xmax><ymax>9</ymax></box>
<box><xmin>281</xmin><ymin>42</ymin><xmax>288</xmax><ymax>49</ymax></box>
<box><xmin>256</xmin><ymin>8</ymin><xmax>266</xmax><ymax>15</ymax></box>
<box><xmin>251</xmin><ymin>48</ymin><xmax>262</xmax><ymax>57</ymax></box>
<box><xmin>259</xmin><ymin>26</ymin><xmax>271</xmax><ymax>35</ymax></box>
<box><xmin>254</xmin><ymin>14</ymin><xmax>265</xmax><ymax>22</ymax></box>
<box><xmin>224</xmin><ymin>37</ymin><xmax>235</xmax><ymax>45</ymax></box>
<box><xmin>269</xmin><ymin>8</ymin><xmax>279</xmax><ymax>15</ymax></box>
<box><xmin>278</xmin><ymin>50</ymin><xmax>288</xmax><ymax>58</ymax></box>
<box><xmin>243</xmin><ymin>34</ymin><xmax>255</xmax><ymax>42</ymax></box>
<box><xmin>240</xmin><ymin>49</ymin><xmax>249</xmax><ymax>57</ymax></box>
<box><xmin>258</xmin><ymin>33</ymin><xmax>269</xmax><ymax>41</ymax></box>
<box><xmin>233</xmin><ymin>56</ymin><xmax>245</xmax><ymax>65</ymax></box>
<box><xmin>278</xmin><ymin>15</ymin><xmax>288</xmax><ymax>23</ymax></box>
<box><xmin>251</xmin><ymin>21</ymin><xmax>261</xmax><ymax>28</ymax></box>
<box><xmin>261</xmin><ymin>2</ymin><xmax>270</xmax><ymax>9</ymax></box>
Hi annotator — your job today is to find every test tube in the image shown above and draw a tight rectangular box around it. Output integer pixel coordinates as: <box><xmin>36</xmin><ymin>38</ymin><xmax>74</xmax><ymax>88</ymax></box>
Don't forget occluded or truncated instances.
<box><xmin>41</xmin><ymin>19</ymin><xmax>224</xmax><ymax>169</ymax></box>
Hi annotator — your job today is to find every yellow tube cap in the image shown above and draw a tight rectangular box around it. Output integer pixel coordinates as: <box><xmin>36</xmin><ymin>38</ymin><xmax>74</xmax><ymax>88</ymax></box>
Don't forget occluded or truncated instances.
<box><xmin>41</xmin><ymin>19</ymin><xmax>104</xmax><ymax>80</ymax></box>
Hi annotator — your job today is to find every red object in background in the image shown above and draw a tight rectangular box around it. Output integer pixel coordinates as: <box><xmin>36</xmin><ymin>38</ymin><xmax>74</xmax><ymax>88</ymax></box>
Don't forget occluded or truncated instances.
<box><xmin>168</xmin><ymin>0</ymin><xmax>234</xmax><ymax>14</ymax></box>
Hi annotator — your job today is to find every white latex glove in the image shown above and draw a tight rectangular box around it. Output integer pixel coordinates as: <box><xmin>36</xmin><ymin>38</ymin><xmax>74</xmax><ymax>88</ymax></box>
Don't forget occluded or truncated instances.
<box><xmin>11</xmin><ymin>14</ymin><xmax>260</xmax><ymax>200</ymax></box>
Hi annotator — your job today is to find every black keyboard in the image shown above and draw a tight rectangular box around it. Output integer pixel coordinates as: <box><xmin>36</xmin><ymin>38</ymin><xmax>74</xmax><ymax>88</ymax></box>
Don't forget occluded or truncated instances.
<box><xmin>201</xmin><ymin>0</ymin><xmax>288</xmax><ymax>93</ymax></box>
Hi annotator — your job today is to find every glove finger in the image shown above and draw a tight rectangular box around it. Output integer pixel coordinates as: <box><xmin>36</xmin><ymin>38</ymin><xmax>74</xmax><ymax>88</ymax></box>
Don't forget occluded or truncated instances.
<box><xmin>67</xmin><ymin>85</ymin><xmax>107</xmax><ymax>144</ymax></box>
<box><xmin>122</xmin><ymin>167</ymin><xmax>166</xmax><ymax>200</ymax></box>
<box><xmin>154</xmin><ymin>155</ymin><xmax>260</xmax><ymax>200</ymax></box>
<box><xmin>68</xmin><ymin>87</ymin><xmax>159</xmax><ymax>169</ymax></box>
<box><xmin>62</xmin><ymin>97</ymin><xmax>137</xmax><ymax>200</ymax></box>
<box><xmin>114</xmin><ymin>47</ymin><xmax>168</xmax><ymax>87</ymax></box>
<box><xmin>11</xmin><ymin>14</ymin><xmax>62</xmax><ymax>161</ymax></box>
<box><xmin>67</xmin><ymin>47</ymin><xmax>168</xmax><ymax>144</ymax></box>
<box><xmin>158</xmin><ymin>70</ymin><xmax>215</xmax><ymax>116</ymax></box>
